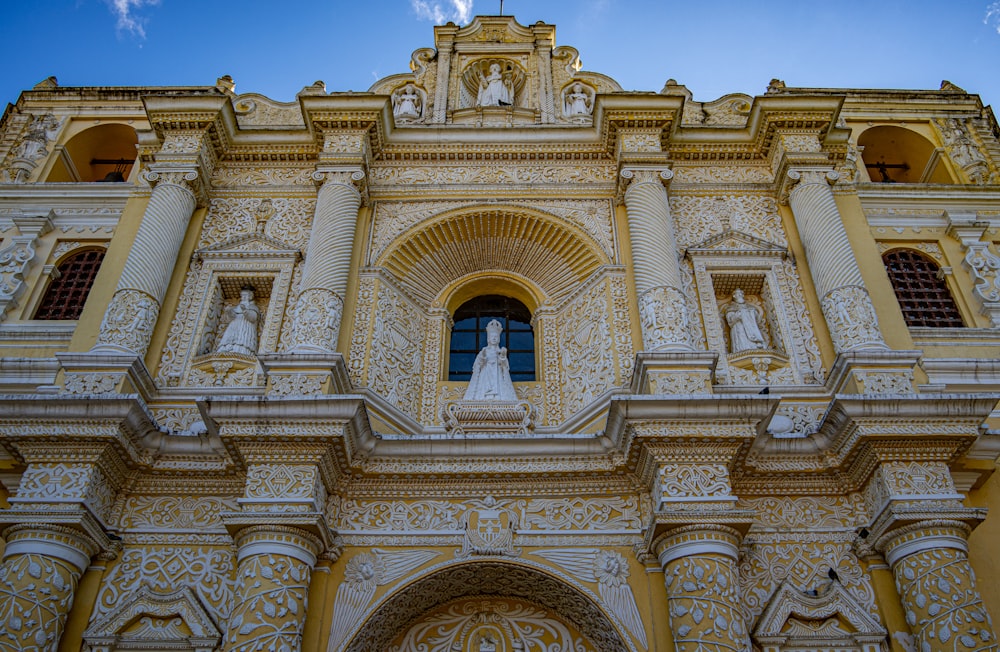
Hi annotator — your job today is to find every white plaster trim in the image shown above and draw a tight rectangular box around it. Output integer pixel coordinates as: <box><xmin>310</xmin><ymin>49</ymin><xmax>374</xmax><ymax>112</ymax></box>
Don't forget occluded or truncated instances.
<box><xmin>885</xmin><ymin>532</ymin><xmax>968</xmax><ymax>566</ymax></box>
<box><xmin>237</xmin><ymin>539</ymin><xmax>317</xmax><ymax>567</ymax></box>
<box><xmin>4</xmin><ymin>537</ymin><xmax>91</xmax><ymax>573</ymax></box>
<box><xmin>657</xmin><ymin>538</ymin><xmax>738</xmax><ymax>567</ymax></box>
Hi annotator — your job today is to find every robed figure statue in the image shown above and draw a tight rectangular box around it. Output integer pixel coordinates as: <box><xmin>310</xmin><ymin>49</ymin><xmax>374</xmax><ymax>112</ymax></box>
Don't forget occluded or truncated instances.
<box><xmin>463</xmin><ymin>319</ymin><xmax>517</xmax><ymax>402</ymax></box>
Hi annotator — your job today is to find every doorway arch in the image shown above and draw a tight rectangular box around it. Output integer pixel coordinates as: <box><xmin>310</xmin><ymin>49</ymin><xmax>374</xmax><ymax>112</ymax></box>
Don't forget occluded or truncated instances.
<box><xmin>339</xmin><ymin>560</ymin><xmax>637</xmax><ymax>652</ymax></box>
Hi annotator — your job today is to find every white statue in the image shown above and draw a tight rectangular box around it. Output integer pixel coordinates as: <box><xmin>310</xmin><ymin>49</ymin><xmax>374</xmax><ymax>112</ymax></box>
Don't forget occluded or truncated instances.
<box><xmin>217</xmin><ymin>288</ymin><xmax>260</xmax><ymax>356</ymax></box>
<box><xmin>565</xmin><ymin>82</ymin><xmax>593</xmax><ymax>116</ymax></box>
<box><xmin>463</xmin><ymin>319</ymin><xmax>517</xmax><ymax>401</ymax></box>
<box><xmin>477</xmin><ymin>63</ymin><xmax>513</xmax><ymax>107</ymax></box>
<box><xmin>478</xmin><ymin>633</ymin><xmax>498</xmax><ymax>652</ymax></box>
<box><xmin>392</xmin><ymin>84</ymin><xmax>421</xmax><ymax>119</ymax></box>
<box><xmin>723</xmin><ymin>289</ymin><xmax>767</xmax><ymax>353</ymax></box>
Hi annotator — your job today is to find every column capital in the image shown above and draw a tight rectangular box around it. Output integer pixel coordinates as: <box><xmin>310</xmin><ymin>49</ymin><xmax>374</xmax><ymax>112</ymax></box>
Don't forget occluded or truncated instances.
<box><xmin>778</xmin><ymin>167</ymin><xmax>839</xmax><ymax>204</ymax></box>
<box><xmin>619</xmin><ymin>165</ymin><xmax>673</xmax><ymax>198</ymax></box>
<box><xmin>875</xmin><ymin>518</ymin><xmax>976</xmax><ymax>566</ymax></box>
<box><xmin>653</xmin><ymin>524</ymin><xmax>744</xmax><ymax>566</ymax></box>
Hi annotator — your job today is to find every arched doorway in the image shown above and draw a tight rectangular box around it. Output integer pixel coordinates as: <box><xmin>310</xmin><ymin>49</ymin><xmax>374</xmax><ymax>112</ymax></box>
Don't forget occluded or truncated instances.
<box><xmin>338</xmin><ymin>561</ymin><xmax>637</xmax><ymax>652</ymax></box>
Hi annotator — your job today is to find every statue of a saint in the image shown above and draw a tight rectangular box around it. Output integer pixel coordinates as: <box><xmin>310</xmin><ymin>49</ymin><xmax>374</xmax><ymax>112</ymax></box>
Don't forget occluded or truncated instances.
<box><xmin>723</xmin><ymin>289</ymin><xmax>767</xmax><ymax>353</ymax></box>
<box><xmin>217</xmin><ymin>288</ymin><xmax>260</xmax><ymax>356</ymax></box>
<box><xmin>565</xmin><ymin>82</ymin><xmax>593</xmax><ymax>116</ymax></box>
<box><xmin>392</xmin><ymin>84</ymin><xmax>421</xmax><ymax>119</ymax></box>
<box><xmin>477</xmin><ymin>63</ymin><xmax>513</xmax><ymax>107</ymax></box>
<box><xmin>463</xmin><ymin>319</ymin><xmax>517</xmax><ymax>401</ymax></box>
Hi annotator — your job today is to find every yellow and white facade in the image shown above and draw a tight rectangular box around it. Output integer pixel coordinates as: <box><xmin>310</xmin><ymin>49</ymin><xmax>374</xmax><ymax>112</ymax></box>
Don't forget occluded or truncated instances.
<box><xmin>0</xmin><ymin>15</ymin><xmax>998</xmax><ymax>651</ymax></box>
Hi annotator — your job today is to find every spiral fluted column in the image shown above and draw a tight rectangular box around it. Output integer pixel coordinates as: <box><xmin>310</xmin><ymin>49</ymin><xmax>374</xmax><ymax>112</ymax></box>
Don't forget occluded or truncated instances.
<box><xmin>222</xmin><ymin>526</ymin><xmax>323</xmax><ymax>652</ymax></box>
<box><xmin>93</xmin><ymin>169</ymin><xmax>198</xmax><ymax>356</ymax></box>
<box><xmin>656</xmin><ymin>526</ymin><xmax>751</xmax><ymax>652</ymax></box>
<box><xmin>621</xmin><ymin>167</ymin><xmax>692</xmax><ymax>351</ymax></box>
<box><xmin>881</xmin><ymin>521</ymin><xmax>997</xmax><ymax>651</ymax></box>
<box><xmin>287</xmin><ymin>169</ymin><xmax>364</xmax><ymax>353</ymax></box>
<box><xmin>0</xmin><ymin>524</ymin><xmax>98</xmax><ymax>651</ymax></box>
<box><xmin>785</xmin><ymin>169</ymin><xmax>886</xmax><ymax>352</ymax></box>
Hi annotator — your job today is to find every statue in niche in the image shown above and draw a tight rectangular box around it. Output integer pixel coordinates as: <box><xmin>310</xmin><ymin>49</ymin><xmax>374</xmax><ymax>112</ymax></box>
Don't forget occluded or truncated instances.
<box><xmin>564</xmin><ymin>82</ymin><xmax>593</xmax><ymax>117</ymax></box>
<box><xmin>477</xmin><ymin>63</ymin><xmax>513</xmax><ymax>107</ymax></box>
<box><xmin>392</xmin><ymin>83</ymin><xmax>422</xmax><ymax>119</ymax></box>
<box><xmin>723</xmin><ymin>289</ymin><xmax>767</xmax><ymax>353</ymax></box>
<box><xmin>216</xmin><ymin>287</ymin><xmax>260</xmax><ymax>356</ymax></box>
<box><xmin>463</xmin><ymin>319</ymin><xmax>517</xmax><ymax>401</ymax></box>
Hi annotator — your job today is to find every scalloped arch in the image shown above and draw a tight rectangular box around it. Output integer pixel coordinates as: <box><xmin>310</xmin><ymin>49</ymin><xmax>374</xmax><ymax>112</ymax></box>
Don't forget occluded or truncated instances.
<box><xmin>376</xmin><ymin>206</ymin><xmax>611</xmax><ymax>307</ymax></box>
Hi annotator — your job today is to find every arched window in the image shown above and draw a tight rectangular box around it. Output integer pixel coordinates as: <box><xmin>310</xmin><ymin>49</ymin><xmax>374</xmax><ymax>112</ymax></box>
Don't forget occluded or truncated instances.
<box><xmin>882</xmin><ymin>249</ymin><xmax>963</xmax><ymax>327</ymax></box>
<box><xmin>34</xmin><ymin>248</ymin><xmax>106</xmax><ymax>320</ymax></box>
<box><xmin>449</xmin><ymin>295</ymin><xmax>535</xmax><ymax>382</ymax></box>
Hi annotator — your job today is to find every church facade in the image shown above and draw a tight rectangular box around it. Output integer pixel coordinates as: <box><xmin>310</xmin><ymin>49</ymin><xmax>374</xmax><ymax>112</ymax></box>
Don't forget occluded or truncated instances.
<box><xmin>0</xmin><ymin>15</ymin><xmax>999</xmax><ymax>652</ymax></box>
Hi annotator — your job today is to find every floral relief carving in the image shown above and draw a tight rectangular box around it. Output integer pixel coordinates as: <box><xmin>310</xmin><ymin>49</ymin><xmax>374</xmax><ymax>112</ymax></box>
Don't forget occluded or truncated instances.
<box><xmin>267</xmin><ymin>373</ymin><xmax>325</xmax><ymax>398</ymax></box>
<box><xmin>245</xmin><ymin>465</ymin><xmax>321</xmax><ymax>502</ymax></box>
<box><xmin>0</xmin><ymin>553</ymin><xmax>79</xmax><ymax>650</ymax></box>
<box><xmin>740</xmin><ymin>496</ymin><xmax>862</xmax><ymax>530</ymax></box>
<box><xmin>119</xmin><ymin>496</ymin><xmax>238</xmax><ymax>531</ymax></box>
<box><xmin>855</xmin><ymin>370</ymin><xmax>914</xmax><ymax>394</ymax></box>
<box><xmin>672</xmin><ymin>167</ymin><xmax>773</xmax><ymax>184</ymax></box>
<box><xmin>638</xmin><ymin>285</ymin><xmax>691</xmax><ymax>351</ymax></box>
<box><xmin>224</xmin><ymin>552</ymin><xmax>311</xmax><ymax>651</ymax></box>
<box><xmin>663</xmin><ymin>554</ymin><xmax>750</xmax><ymax>652</ymax></box>
<box><xmin>94</xmin><ymin>545</ymin><xmax>237</xmax><ymax>629</ymax></box>
<box><xmin>894</xmin><ymin>546</ymin><xmax>995</xmax><ymax>650</ymax></box>
<box><xmin>286</xmin><ymin>289</ymin><xmax>343</xmax><ymax>352</ymax></box>
<box><xmin>388</xmin><ymin>598</ymin><xmax>598</xmax><ymax>652</ymax></box>
<box><xmin>658</xmin><ymin>464</ymin><xmax>732</xmax><ymax>500</ymax></box>
<box><xmin>560</xmin><ymin>281</ymin><xmax>616</xmax><ymax>414</ymax></box>
<box><xmin>211</xmin><ymin>166</ymin><xmax>315</xmax><ymax>187</ymax></box>
<box><xmin>368</xmin><ymin>164</ymin><xmax>616</xmax><ymax>187</ymax></box>
<box><xmin>738</xmin><ymin>534</ymin><xmax>878</xmax><ymax>625</ymax></box>
<box><xmin>670</xmin><ymin>194</ymin><xmax>787</xmax><ymax>249</ymax></box>
<box><xmin>367</xmin><ymin>284</ymin><xmax>423</xmax><ymax>417</ymax></box>
<box><xmin>347</xmin><ymin>276</ymin><xmax>376</xmax><ymax>386</ymax></box>
<box><xmin>198</xmin><ymin>196</ymin><xmax>314</xmax><ymax>251</ymax></box>
<box><xmin>63</xmin><ymin>373</ymin><xmax>119</xmax><ymax>395</ymax></box>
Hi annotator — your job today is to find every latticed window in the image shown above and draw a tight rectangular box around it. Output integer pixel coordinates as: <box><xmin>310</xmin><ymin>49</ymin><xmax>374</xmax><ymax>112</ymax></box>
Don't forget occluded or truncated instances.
<box><xmin>882</xmin><ymin>249</ymin><xmax>964</xmax><ymax>327</ymax></box>
<box><xmin>34</xmin><ymin>248</ymin><xmax>105</xmax><ymax>320</ymax></box>
<box><xmin>449</xmin><ymin>294</ymin><xmax>535</xmax><ymax>382</ymax></box>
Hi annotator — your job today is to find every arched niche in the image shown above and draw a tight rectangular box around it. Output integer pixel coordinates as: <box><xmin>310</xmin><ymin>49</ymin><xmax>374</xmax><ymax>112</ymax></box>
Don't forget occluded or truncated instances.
<box><xmin>858</xmin><ymin>125</ymin><xmax>952</xmax><ymax>184</ymax></box>
<box><xmin>376</xmin><ymin>206</ymin><xmax>610</xmax><ymax>308</ymax></box>
<box><xmin>340</xmin><ymin>561</ymin><xmax>636</xmax><ymax>652</ymax></box>
<box><xmin>46</xmin><ymin>123</ymin><xmax>138</xmax><ymax>182</ymax></box>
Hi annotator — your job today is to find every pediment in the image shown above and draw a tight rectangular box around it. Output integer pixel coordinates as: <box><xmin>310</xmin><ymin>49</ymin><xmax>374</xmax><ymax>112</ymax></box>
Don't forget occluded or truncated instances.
<box><xmin>83</xmin><ymin>584</ymin><xmax>222</xmax><ymax>648</ymax></box>
<box><xmin>754</xmin><ymin>580</ymin><xmax>886</xmax><ymax>642</ymax></box>
<box><xmin>195</xmin><ymin>232</ymin><xmax>300</xmax><ymax>260</ymax></box>
<box><xmin>685</xmin><ymin>229</ymin><xmax>787</xmax><ymax>257</ymax></box>
<box><xmin>449</xmin><ymin>15</ymin><xmax>545</xmax><ymax>46</ymax></box>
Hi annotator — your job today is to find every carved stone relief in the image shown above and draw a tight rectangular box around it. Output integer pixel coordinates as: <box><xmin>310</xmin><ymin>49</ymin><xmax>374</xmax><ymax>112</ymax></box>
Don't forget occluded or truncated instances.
<box><xmin>670</xmin><ymin>194</ymin><xmax>787</xmax><ymax>249</ymax></box>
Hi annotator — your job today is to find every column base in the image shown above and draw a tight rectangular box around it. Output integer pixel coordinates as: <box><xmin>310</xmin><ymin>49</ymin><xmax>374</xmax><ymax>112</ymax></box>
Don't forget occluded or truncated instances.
<box><xmin>826</xmin><ymin>349</ymin><xmax>921</xmax><ymax>395</ymax></box>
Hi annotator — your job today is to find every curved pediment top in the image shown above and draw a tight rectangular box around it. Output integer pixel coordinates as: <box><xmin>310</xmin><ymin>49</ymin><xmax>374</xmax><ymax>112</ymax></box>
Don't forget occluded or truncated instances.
<box><xmin>195</xmin><ymin>231</ymin><xmax>300</xmax><ymax>259</ymax></box>
<box><xmin>445</xmin><ymin>15</ymin><xmax>548</xmax><ymax>46</ymax></box>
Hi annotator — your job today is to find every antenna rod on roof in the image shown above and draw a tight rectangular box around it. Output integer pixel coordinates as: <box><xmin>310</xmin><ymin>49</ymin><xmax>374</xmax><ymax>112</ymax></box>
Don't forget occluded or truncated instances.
<box><xmin>500</xmin><ymin>0</ymin><xmax>504</xmax><ymax>15</ymax></box>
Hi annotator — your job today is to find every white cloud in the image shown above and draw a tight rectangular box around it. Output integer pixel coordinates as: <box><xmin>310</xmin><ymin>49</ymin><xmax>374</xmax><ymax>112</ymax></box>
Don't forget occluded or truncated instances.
<box><xmin>107</xmin><ymin>0</ymin><xmax>160</xmax><ymax>38</ymax></box>
<box><xmin>411</xmin><ymin>0</ymin><xmax>473</xmax><ymax>25</ymax></box>
<box><xmin>986</xmin><ymin>2</ymin><xmax>1000</xmax><ymax>35</ymax></box>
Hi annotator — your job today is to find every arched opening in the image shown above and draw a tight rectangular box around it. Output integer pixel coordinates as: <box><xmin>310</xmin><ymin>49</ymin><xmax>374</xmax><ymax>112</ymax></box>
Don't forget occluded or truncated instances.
<box><xmin>882</xmin><ymin>248</ymin><xmax>964</xmax><ymax>327</ymax></box>
<box><xmin>33</xmin><ymin>248</ymin><xmax>106</xmax><ymax>320</ymax></box>
<box><xmin>45</xmin><ymin>123</ymin><xmax>138</xmax><ymax>182</ymax></box>
<box><xmin>341</xmin><ymin>561</ymin><xmax>635</xmax><ymax>652</ymax></box>
<box><xmin>858</xmin><ymin>126</ymin><xmax>951</xmax><ymax>184</ymax></box>
<box><xmin>449</xmin><ymin>294</ymin><xmax>535</xmax><ymax>382</ymax></box>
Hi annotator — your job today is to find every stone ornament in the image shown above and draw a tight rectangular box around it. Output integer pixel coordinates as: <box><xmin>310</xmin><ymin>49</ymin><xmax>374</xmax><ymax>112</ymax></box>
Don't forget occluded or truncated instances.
<box><xmin>464</xmin><ymin>319</ymin><xmax>517</xmax><ymax>402</ymax></box>
<box><xmin>821</xmin><ymin>285</ymin><xmax>886</xmax><ymax>352</ymax></box>
<box><xmin>5</xmin><ymin>113</ymin><xmax>62</xmax><ymax>183</ymax></box>
<box><xmin>94</xmin><ymin>288</ymin><xmax>160</xmax><ymax>356</ymax></box>
<box><xmin>391</xmin><ymin>83</ymin><xmax>424</xmax><ymax>120</ymax></box>
<box><xmin>216</xmin><ymin>287</ymin><xmax>260</xmax><ymax>356</ymax></box>
<box><xmin>477</xmin><ymin>63</ymin><xmax>514</xmax><ymax>107</ymax></box>
<box><xmin>563</xmin><ymin>82</ymin><xmax>594</xmax><ymax>119</ymax></box>
<box><xmin>639</xmin><ymin>286</ymin><xmax>691</xmax><ymax>351</ymax></box>
<box><xmin>534</xmin><ymin>548</ymin><xmax>648</xmax><ymax>647</ymax></box>
<box><xmin>328</xmin><ymin>549</ymin><xmax>441</xmax><ymax>651</ymax></box>
<box><xmin>936</xmin><ymin>118</ymin><xmax>992</xmax><ymax>184</ymax></box>
<box><xmin>723</xmin><ymin>289</ymin><xmax>767</xmax><ymax>353</ymax></box>
<box><xmin>287</xmin><ymin>288</ymin><xmax>343</xmax><ymax>352</ymax></box>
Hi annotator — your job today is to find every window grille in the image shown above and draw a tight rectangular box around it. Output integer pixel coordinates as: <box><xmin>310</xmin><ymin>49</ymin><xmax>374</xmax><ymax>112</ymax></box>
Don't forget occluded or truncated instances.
<box><xmin>883</xmin><ymin>249</ymin><xmax>963</xmax><ymax>328</ymax></box>
<box><xmin>449</xmin><ymin>294</ymin><xmax>535</xmax><ymax>382</ymax></box>
<box><xmin>34</xmin><ymin>249</ymin><xmax>105</xmax><ymax>320</ymax></box>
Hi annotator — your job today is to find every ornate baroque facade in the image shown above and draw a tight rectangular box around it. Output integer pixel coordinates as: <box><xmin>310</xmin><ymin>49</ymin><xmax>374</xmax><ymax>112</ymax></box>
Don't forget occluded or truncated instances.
<box><xmin>0</xmin><ymin>15</ymin><xmax>999</xmax><ymax>652</ymax></box>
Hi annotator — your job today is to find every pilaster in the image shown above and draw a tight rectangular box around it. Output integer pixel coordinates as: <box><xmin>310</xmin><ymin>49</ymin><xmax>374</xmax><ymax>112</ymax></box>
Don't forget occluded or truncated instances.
<box><xmin>947</xmin><ymin>212</ymin><xmax>1000</xmax><ymax>327</ymax></box>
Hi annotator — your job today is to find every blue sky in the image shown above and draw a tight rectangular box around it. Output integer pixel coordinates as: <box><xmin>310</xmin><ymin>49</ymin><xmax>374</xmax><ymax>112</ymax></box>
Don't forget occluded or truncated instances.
<box><xmin>2</xmin><ymin>1</ymin><xmax>998</xmax><ymax>112</ymax></box>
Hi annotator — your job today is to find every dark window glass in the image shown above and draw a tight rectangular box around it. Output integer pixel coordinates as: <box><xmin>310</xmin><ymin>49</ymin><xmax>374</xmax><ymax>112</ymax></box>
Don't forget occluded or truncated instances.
<box><xmin>34</xmin><ymin>249</ymin><xmax>105</xmax><ymax>320</ymax></box>
<box><xmin>883</xmin><ymin>249</ymin><xmax>964</xmax><ymax>328</ymax></box>
<box><xmin>449</xmin><ymin>294</ymin><xmax>535</xmax><ymax>382</ymax></box>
